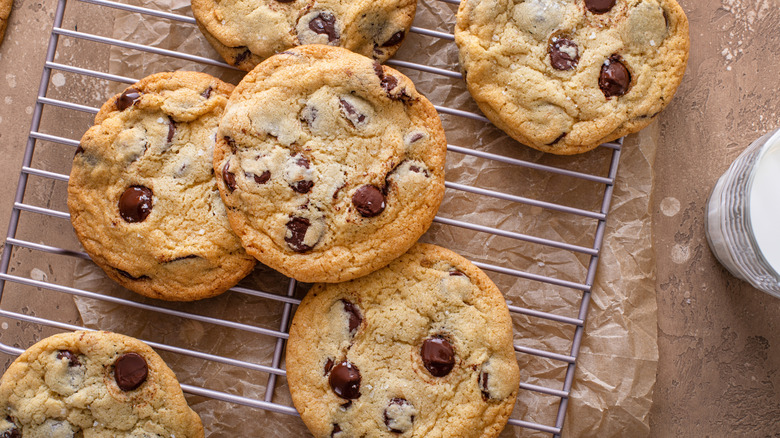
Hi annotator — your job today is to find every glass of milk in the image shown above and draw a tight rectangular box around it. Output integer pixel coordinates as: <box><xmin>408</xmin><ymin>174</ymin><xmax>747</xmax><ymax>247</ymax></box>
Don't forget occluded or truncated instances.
<box><xmin>705</xmin><ymin>128</ymin><xmax>780</xmax><ymax>298</ymax></box>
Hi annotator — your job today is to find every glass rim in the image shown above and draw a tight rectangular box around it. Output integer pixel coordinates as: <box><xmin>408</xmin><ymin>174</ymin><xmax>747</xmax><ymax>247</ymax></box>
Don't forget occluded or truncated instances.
<box><xmin>744</xmin><ymin>127</ymin><xmax>780</xmax><ymax>280</ymax></box>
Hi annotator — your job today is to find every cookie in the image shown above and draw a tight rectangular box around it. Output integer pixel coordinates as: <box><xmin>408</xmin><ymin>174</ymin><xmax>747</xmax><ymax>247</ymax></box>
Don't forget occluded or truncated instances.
<box><xmin>0</xmin><ymin>0</ymin><xmax>11</xmax><ymax>46</ymax></box>
<box><xmin>286</xmin><ymin>243</ymin><xmax>521</xmax><ymax>438</ymax></box>
<box><xmin>0</xmin><ymin>331</ymin><xmax>204</xmax><ymax>437</ymax></box>
<box><xmin>191</xmin><ymin>0</ymin><xmax>417</xmax><ymax>71</ymax></box>
<box><xmin>455</xmin><ymin>0</ymin><xmax>690</xmax><ymax>154</ymax></box>
<box><xmin>214</xmin><ymin>45</ymin><xmax>447</xmax><ymax>283</ymax></box>
<box><xmin>68</xmin><ymin>71</ymin><xmax>256</xmax><ymax>301</ymax></box>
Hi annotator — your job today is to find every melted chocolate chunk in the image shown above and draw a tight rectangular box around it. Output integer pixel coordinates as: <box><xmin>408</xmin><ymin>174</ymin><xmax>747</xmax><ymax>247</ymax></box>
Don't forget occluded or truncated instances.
<box><xmin>234</xmin><ymin>47</ymin><xmax>252</xmax><ymax>65</ymax></box>
<box><xmin>223</xmin><ymin>162</ymin><xmax>237</xmax><ymax>192</ymax></box>
<box><xmin>340</xmin><ymin>400</ymin><xmax>353</xmax><ymax>409</ymax></box>
<box><xmin>75</xmin><ymin>145</ymin><xmax>85</xmax><ymax>155</ymax></box>
<box><xmin>116</xmin><ymin>88</ymin><xmax>141</xmax><ymax>111</ymax></box>
<box><xmin>166</xmin><ymin>254</ymin><xmax>199</xmax><ymax>263</ymax></box>
<box><xmin>167</xmin><ymin>116</ymin><xmax>176</xmax><ymax>144</ymax></box>
<box><xmin>381</xmin><ymin>30</ymin><xmax>405</xmax><ymax>47</ymax></box>
<box><xmin>309</xmin><ymin>12</ymin><xmax>339</xmax><ymax>43</ymax></box>
<box><xmin>408</xmin><ymin>132</ymin><xmax>424</xmax><ymax>144</ymax></box>
<box><xmin>449</xmin><ymin>269</ymin><xmax>466</xmax><ymax>276</ymax></box>
<box><xmin>329</xmin><ymin>361</ymin><xmax>361</xmax><ymax>399</ymax></box>
<box><xmin>57</xmin><ymin>350</ymin><xmax>81</xmax><ymax>367</ymax></box>
<box><xmin>599</xmin><ymin>55</ymin><xmax>631</xmax><ymax>98</ymax></box>
<box><xmin>290</xmin><ymin>156</ymin><xmax>313</xmax><ymax>193</ymax></box>
<box><xmin>421</xmin><ymin>336</ymin><xmax>455</xmax><ymax>377</ymax></box>
<box><xmin>119</xmin><ymin>186</ymin><xmax>153</xmax><ymax>223</ymax></box>
<box><xmin>549</xmin><ymin>36</ymin><xmax>579</xmax><ymax>71</ymax></box>
<box><xmin>479</xmin><ymin>372</ymin><xmax>491</xmax><ymax>400</ymax></box>
<box><xmin>342</xmin><ymin>299</ymin><xmax>363</xmax><ymax>334</ymax></box>
<box><xmin>373</xmin><ymin>61</ymin><xmax>400</xmax><ymax>96</ymax></box>
<box><xmin>285</xmin><ymin>217</ymin><xmax>314</xmax><ymax>253</ymax></box>
<box><xmin>353</xmin><ymin>185</ymin><xmax>386</xmax><ymax>217</ymax></box>
<box><xmin>252</xmin><ymin>170</ymin><xmax>271</xmax><ymax>185</ymax></box>
<box><xmin>384</xmin><ymin>398</ymin><xmax>414</xmax><ymax>433</ymax></box>
<box><xmin>114</xmin><ymin>352</ymin><xmax>148</xmax><ymax>391</ymax></box>
<box><xmin>324</xmin><ymin>358</ymin><xmax>335</xmax><ymax>375</ymax></box>
<box><xmin>331</xmin><ymin>425</ymin><xmax>342</xmax><ymax>437</ymax></box>
<box><xmin>1</xmin><ymin>419</ymin><xmax>20</xmax><ymax>438</ymax></box>
<box><xmin>224</xmin><ymin>136</ymin><xmax>238</xmax><ymax>153</ymax></box>
<box><xmin>585</xmin><ymin>0</ymin><xmax>616</xmax><ymax>14</ymax></box>
<box><xmin>201</xmin><ymin>86</ymin><xmax>213</xmax><ymax>99</ymax></box>
<box><xmin>547</xmin><ymin>132</ymin><xmax>567</xmax><ymax>145</ymax></box>
<box><xmin>339</xmin><ymin>99</ymin><xmax>366</xmax><ymax>125</ymax></box>
<box><xmin>117</xmin><ymin>269</ymin><xmax>149</xmax><ymax>281</ymax></box>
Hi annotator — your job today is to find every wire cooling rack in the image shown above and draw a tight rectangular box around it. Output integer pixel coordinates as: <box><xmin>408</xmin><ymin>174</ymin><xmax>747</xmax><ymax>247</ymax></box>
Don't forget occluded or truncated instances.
<box><xmin>0</xmin><ymin>0</ymin><xmax>621</xmax><ymax>436</ymax></box>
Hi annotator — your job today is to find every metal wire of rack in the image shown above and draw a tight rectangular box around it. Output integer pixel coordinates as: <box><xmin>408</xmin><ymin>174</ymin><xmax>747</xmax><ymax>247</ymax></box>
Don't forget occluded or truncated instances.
<box><xmin>0</xmin><ymin>0</ymin><xmax>622</xmax><ymax>436</ymax></box>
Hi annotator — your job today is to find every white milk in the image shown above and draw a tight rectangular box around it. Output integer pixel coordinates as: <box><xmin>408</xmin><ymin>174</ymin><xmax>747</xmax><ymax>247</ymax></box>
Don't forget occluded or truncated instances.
<box><xmin>705</xmin><ymin>128</ymin><xmax>780</xmax><ymax>298</ymax></box>
<box><xmin>749</xmin><ymin>134</ymin><xmax>780</xmax><ymax>273</ymax></box>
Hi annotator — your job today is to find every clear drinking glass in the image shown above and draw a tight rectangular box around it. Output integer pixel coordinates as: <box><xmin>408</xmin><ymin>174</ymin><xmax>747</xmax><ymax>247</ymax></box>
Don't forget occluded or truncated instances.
<box><xmin>705</xmin><ymin>128</ymin><xmax>780</xmax><ymax>298</ymax></box>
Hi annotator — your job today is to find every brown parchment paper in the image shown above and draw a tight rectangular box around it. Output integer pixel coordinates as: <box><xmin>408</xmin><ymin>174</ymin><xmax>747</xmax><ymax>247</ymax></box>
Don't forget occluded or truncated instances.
<box><xmin>73</xmin><ymin>0</ymin><xmax>659</xmax><ymax>436</ymax></box>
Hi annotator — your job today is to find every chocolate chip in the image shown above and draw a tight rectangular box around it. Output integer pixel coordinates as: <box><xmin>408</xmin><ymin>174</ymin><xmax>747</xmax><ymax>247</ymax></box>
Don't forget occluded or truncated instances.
<box><xmin>57</xmin><ymin>350</ymin><xmax>81</xmax><ymax>367</ymax></box>
<box><xmin>222</xmin><ymin>162</ymin><xmax>237</xmax><ymax>192</ymax></box>
<box><xmin>118</xmin><ymin>186</ymin><xmax>153</xmax><ymax>223</ymax></box>
<box><xmin>324</xmin><ymin>358</ymin><xmax>335</xmax><ymax>375</ymax></box>
<box><xmin>285</xmin><ymin>217</ymin><xmax>313</xmax><ymax>253</ymax></box>
<box><xmin>165</xmin><ymin>254</ymin><xmax>200</xmax><ymax>263</ymax></box>
<box><xmin>339</xmin><ymin>98</ymin><xmax>366</xmax><ymax>126</ymax></box>
<box><xmin>309</xmin><ymin>12</ymin><xmax>339</xmax><ymax>43</ymax></box>
<box><xmin>479</xmin><ymin>372</ymin><xmax>491</xmax><ymax>400</ymax></box>
<box><xmin>384</xmin><ymin>398</ymin><xmax>414</xmax><ymax>433</ymax></box>
<box><xmin>547</xmin><ymin>132</ymin><xmax>567</xmax><ymax>145</ymax></box>
<box><xmin>585</xmin><ymin>0</ymin><xmax>616</xmax><ymax>14</ymax></box>
<box><xmin>353</xmin><ymin>185</ymin><xmax>385</xmax><ymax>217</ymax></box>
<box><xmin>167</xmin><ymin>116</ymin><xmax>176</xmax><ymax>144</ymax></box>
<box><xmin>223</xmin><ymin>136</ymin><xmax>238</xmax><ymax>153</ymax></box>
<box><xmin>114</xmin><ymin>352</ymin><xmax>148</xmax><ymax>391</ymax></box>
<box><xmin>117</xmin><ymin>269</ymin><xmax>149</xmax><ymax>281</ymax></box>
<box><xmin>201</xmin><ymin>86</ymin><xmax>213</xmax><ymax>99</ymax></box>
<box><xmin>340</xmin><ymin>400</ymin><xmax>352</xmax><ymax>409</ymax></box>
<box><xmin>290</xmin><ymin>156</ymin><xmax>314</xmax><ymax>193</ymax></box>
<box><xmin>381</xmin><ymin>30</ymin><xmax>405</xmax><ymax>47</ymax></box>
<box><xmin>408</xmin><ymin>132</ymin><xmax>424</xmax><ymax>144</ymax></box>
<box><xmin>342</xmin><ymin>299</ymin><xmax>362</xmax><ymax>334</ymax></box>
<box><xmin>234</xmin><ymin>47</ymin><xmax>252</xmax><ymax>65</ymax></box>
<box><xmin>75</xmin><ymin>145</ymin><xmax>85</xmax><ymax>155</ymax></box>
<box><xmin>599</xmin><ymin>55</ymin><xmax>631</xmax><ymax>98</ymax></box>
<box><xmin>421</xmin><ymin>336</ymin><xmax>455</xmax><ymax>377</ymax></box>
<box><xmin>329</xmin><ymin>361</ymin><xmax>361</xmax><ymax>399</ymax></box>
<box><xmin>1</xmin><ymin>419</ymin><xmax>20</xmax><ymax>438</ymax></box>
<box><xmin>449</xmin><ymin>269</ymin><xmax>466</xmax><ymax>276</ymax></box>
<box><xmin>331</xmin><ymin>425</ymin><xmax>342</xmax><ymax>437</ymax></box>
<box><xmin>252</xmin><ymin>170</ymin><xmax>271</xmax><ymax>185</ymax></box>
<box><xmin>549</xmin><ymin>36</ymin><xmax>579</xmax><ymax>71</ymax></box>
<box><xmin>373</xmin><ymin>61</ymin><xmax>400</xmax><ymax>96</ymax></box>
<box><xmin>116</xmin><ymin>88</ymin><xmax>141</xmax><ymax>111</ymax></box>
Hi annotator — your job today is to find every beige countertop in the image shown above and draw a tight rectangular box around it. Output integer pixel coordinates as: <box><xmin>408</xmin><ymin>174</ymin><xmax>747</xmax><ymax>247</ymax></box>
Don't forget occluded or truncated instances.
<box><xmin>0</xmin><ymin>0</ymin><xmax>778</xmax><ymax>436</ymax></box>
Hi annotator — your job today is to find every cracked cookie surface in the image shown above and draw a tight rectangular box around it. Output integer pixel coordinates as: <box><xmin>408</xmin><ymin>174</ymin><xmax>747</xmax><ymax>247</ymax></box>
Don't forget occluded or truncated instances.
<box><xmin>68</xmin><ymin>71</ymin><xmax>256</xmax><ymax>301</ymax></box>
<box><xmin>0</xmin><ymin>331</ymin><xmax>203</xmax><ymax>438</ymax></box>
<box><xmin>455</xmin><ymin>0</ymin><xmax>689</xmax><ymax>154</ymax></box>
<box><xmin>191</xmin><ymin>0</ymin><xmax>416</xmax><ymax>71</ymax></box>
<box><xmin>286</xmin><ymin>243</ymin><xmax>520</xmax><ymax>438</ymax></box>
<box><xmin>214</xmin><ymin>45</ymin><xmax>447</xmax><ymax>283</ymax></box>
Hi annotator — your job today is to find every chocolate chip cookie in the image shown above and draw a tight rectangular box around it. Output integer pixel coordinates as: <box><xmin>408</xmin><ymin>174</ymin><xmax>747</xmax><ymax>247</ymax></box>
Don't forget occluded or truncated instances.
<box><xmin>0</xmin><ymin>331</ymin><xmax>204</xmax><ymax>437</ymax></box>
<box><xmin>286</xmin><ymin>243</ymin><xmax>520</xmax><ymax>438</ymax></box>
<box><xmin>455</xmin><ymin>0</ymin><xmax>690</xmax><ymax>154</ymax></box>
<box><xmin>215</xmin><ymin>45</ymin><xmax>447</xmax><ymax>283</ymax></box>
<box><xmin>191</xmin><ymin>0</ymin><xmax>416</xmax><ymax>71</ymax></box>
<box><xmin>68</xmin><ymin>71</ymin><xmax>256</xmax><ymax>301</ymax></box>
<box><xmin>0</xmin><ymin>0</ymin><xmax>11</xmax><ymax>46</ymax></box>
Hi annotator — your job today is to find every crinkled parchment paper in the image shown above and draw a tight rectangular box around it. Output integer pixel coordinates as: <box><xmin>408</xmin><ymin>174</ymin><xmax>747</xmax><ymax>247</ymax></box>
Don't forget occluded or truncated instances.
<box><xmin>74</xmin><ymin>0</ymin><xmax>659</xmax><ymax>436</ymax></box>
